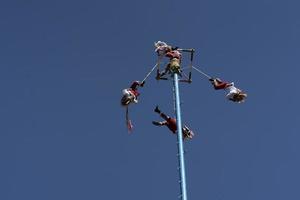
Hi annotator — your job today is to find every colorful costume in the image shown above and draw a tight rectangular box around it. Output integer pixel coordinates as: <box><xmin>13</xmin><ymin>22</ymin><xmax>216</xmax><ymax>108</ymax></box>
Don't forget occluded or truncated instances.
<box><xmin>121</xmin><ymin>81</ymin><xmax>144</xmax><ymax>132</ymax></box>
<box><xmin>209</xmin><ymin>78</ymin><xmax>247</xmax><ymax>103</ymax></box>
<box><xmin>152</xmin><ymin>106</ymin><xmax>194</xmax><ymax>140</ymax></box>
<box><xmin>121</xmin><ymin>81</ymin><xmax>143</xmax><ymax>106</ymax></box>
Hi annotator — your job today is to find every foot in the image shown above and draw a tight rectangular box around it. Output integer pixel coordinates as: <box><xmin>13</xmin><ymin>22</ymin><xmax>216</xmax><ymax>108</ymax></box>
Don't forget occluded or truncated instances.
<box><xmin>154</xmin><ymin>106</ymin><xmax>161</xmax><ymax>113</ymax></box>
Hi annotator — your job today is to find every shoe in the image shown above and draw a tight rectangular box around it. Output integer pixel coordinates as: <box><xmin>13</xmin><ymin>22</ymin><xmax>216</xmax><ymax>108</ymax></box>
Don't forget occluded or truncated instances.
<box><xmin>154</xmin><ymin>106</ymin><xmax>160</xmax><ymax>113</ymax></box>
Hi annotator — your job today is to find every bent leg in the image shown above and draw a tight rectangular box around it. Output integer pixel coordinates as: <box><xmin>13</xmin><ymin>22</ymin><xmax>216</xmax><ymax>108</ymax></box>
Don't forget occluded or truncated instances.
<box><xmin>160</xmin><ymin>112</ymin><xmax>170</xmax><ymax>121</ymax></box>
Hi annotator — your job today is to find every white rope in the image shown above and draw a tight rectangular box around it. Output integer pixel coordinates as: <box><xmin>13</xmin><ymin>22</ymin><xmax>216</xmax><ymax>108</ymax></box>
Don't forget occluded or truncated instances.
<box><xmin>142</xmin><ymin>56</ymin><xmax>162</xmax><ymax>83</ymax></box>
<box><xmin>142</xmin><ymin>63</ymin><xmax>158</xmax><ymax>83</ymax></box>
<box><xmin>192</xmin><ymin>66</ymin><xmax>212</xmax><ymax>79</ymax></box>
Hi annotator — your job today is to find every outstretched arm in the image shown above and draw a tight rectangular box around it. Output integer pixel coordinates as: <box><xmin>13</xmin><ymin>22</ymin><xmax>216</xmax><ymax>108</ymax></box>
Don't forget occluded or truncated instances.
<box><xmin>152</xmin><ymin>121</ymin><xmax>167</xmax><ymax>126</ymax></box>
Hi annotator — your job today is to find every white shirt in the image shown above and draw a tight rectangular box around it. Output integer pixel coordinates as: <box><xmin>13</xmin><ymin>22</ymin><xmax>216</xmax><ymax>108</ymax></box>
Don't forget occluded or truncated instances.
<box><xmin>225</xmin><ymin>82</ymin><xmax>241</xmax><ymax>100</ymax></box>
<box><xmin>155</xmin><ymin>41</ymin><xmax>169</xmax><ymax>56</ymax></box>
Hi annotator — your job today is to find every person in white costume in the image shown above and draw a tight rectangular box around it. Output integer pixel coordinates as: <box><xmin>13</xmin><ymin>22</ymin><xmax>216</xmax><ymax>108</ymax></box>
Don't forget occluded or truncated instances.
<box><xmin>209</xmin><ymin>78</ymin><xmax>247</xmax><ymax>103</ymax></box>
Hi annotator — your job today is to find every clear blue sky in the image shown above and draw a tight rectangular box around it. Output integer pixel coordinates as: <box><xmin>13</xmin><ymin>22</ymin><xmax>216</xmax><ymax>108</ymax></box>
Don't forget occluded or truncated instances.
<box><xmin>1</xmin><ymin>0</ymin><xmax>300</xmax><ymax>199</ymax></box>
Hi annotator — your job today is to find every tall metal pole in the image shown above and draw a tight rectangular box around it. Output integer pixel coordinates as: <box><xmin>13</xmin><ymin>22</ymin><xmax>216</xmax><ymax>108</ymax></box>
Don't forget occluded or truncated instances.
<box><xmin>173</xmin><ymin>73</ymin><xmax>188</xmax><ymax>200</ymax></box>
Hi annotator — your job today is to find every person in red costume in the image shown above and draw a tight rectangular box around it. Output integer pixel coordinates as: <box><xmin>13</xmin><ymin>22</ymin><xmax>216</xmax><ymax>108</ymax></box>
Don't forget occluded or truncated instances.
<box><xmin>121</xmin><ymin>81</ymin><xmax>145</xmax><ymax>106</ymax></box>
<box><xmin>209</xmin><ymin>78</ymin><xmax>247</xmax><ymax>103</ymax></box>
<box><xmin>152</xmin><ymin>106</ymin><xmax>194</xmax><ymax>140</ymax></box>
<box><xmin>121</xmin><ymin>80</ymin><xmax>145</xmax><ymax>132</ymax></box>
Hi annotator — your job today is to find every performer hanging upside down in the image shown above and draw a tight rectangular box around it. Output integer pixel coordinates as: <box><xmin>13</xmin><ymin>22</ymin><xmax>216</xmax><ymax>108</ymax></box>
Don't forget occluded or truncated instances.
<box><xmin>209</xmin><ymin>78</ymin><xmax>247</xmax><ymax>103</ymax></box>
<box><xmin>121</xmin><ymin>80</ymin><xmax>145</xmax><ymax>106</ymax></box>
<box><xmin>121</xmin><ymin>80</ymin><xmax>145</xmax><ymax>132</ymax></box>
<box><xmin>152</xmin><ymin>106</ymin><xmax>194</xmax><ymax>140</ymax></box>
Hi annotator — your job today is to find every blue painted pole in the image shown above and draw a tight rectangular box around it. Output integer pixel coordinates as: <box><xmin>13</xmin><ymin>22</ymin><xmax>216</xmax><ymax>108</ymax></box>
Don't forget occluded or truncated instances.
<box><xmin>173</xmin><ymin>73</ymin><xmax>188</xmax><ymax>200</ymax></box>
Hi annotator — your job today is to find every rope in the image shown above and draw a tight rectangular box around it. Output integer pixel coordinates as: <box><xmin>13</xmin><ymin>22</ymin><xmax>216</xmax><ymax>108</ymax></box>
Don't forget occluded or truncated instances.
<box><xmin>141</xmin><ymin>63</ymin><xmax>157</xmax><ymax>83</ymax></box>
<box><xmin>179</xmin><ymin>71</ymin><xmax>192</xmax><ymax>84</ymax></box>
<box><xmin>192</xmin><ymin>66</ymin><xmax>212</xmax><ymax>79</ymax></box>
<box><xmin>141</xmin><ymin>56</ymin><xmax>162</xmax><ymax>83</ymax></box>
